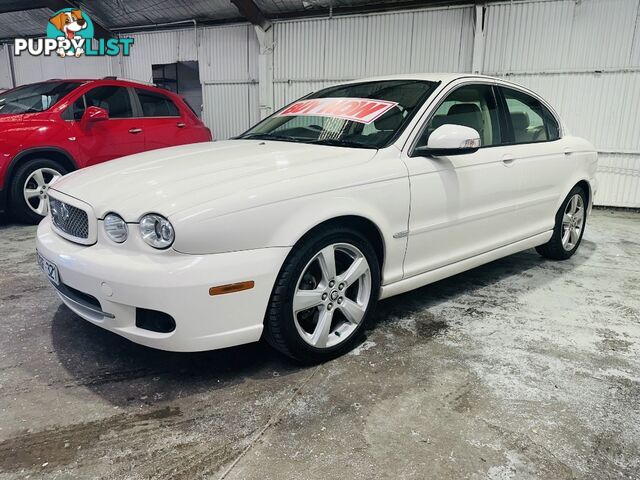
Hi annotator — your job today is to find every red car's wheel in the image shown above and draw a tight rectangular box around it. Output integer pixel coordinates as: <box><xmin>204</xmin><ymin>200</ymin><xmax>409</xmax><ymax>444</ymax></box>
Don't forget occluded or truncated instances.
<box><xmin>10</xmin><ymin>159</ymin><xmax>66</xmax><ymax>224</ymax></box>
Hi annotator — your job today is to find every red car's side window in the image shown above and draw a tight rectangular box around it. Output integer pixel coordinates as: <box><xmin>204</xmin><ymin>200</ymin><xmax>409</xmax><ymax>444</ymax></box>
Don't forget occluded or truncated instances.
<box><xmin>135</xmin><ymin>89</ymin><xmax>180</xmax><ymax>117</ymax></box>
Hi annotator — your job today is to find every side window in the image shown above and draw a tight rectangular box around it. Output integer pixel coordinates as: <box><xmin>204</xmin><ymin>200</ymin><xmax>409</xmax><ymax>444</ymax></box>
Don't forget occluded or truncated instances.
<box><xmin>501</xmin><ymin>87</ymin><xmax>560</xmax><ymax>143</ymax></box>
<box><xmin>135</xmin><ymin>89</ymin><xmax>180</xmax><ymax>117</ymax></box>
<box><xmin>84</xmin><ymin>86</ymin><xmax>133</xmax><ymax>118</ymax></box>
<box><xmin>416</xmin><ymin>84</ymin><xmax>502</xmax><ymax>148</ymax></box>
<box><xmin>62</xmin><ymin>95</ymin><xmax>86</xmax><ymax>121</ymax></box>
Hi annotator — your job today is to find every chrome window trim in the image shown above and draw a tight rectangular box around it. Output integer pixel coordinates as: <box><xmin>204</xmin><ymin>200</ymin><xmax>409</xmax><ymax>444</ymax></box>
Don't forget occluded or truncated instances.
<box><xmin>401</xmin><ymin>76</ymin><xmax>565</xmax><ymax>156</ymax></box>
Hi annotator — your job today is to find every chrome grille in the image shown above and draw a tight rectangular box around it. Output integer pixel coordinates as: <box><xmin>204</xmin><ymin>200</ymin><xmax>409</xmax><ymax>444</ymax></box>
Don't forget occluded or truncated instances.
<box><xmin>50</xmin><ymin>198</ymin><xmax>89</xmax><ymax>240</ymax></box>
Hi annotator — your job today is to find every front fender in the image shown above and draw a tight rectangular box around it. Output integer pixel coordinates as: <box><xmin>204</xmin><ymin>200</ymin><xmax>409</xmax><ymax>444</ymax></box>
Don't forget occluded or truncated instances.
<box><xmin>171</xmin><ymin>176</ymin><xmax>410</xmax><ymax>285</ymax></box>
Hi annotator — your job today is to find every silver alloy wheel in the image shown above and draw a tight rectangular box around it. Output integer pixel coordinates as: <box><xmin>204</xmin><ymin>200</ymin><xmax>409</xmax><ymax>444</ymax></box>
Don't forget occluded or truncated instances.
<box><xmin>561</xmin><ymin>194</ymin><xmax>585</xmax><ymax>251</ymax></box>
<box><xmin>23</xmin><ymin>167</ymin><xmax>62</xmax><ymax>216</ymax></box>
<box><xmin>292</xmin><ymin>243</ymin><xmax>372</xmax><ymax>349</ymax></box>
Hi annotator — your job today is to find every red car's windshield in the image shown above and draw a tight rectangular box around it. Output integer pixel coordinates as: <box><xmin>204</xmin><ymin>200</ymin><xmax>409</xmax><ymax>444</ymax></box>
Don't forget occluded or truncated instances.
<box><xmin>0</xmin><ymin>81</ymin><xmax>82</xmax><ymax>115</ymax></box>
<box><xmin>236</xmin><ymin>80</ymin><xmax>439</xmax><ymax>149</ymax></box>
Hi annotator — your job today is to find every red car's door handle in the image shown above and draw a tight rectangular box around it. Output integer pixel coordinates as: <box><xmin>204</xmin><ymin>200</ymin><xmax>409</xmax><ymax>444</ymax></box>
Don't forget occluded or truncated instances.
<box><xmin>177</xmin><ymin>122</ymin><xmax>186</xmax><ymax>128</ymax></box>
<box><xmin>129</xmin><ymin>128</ymin><xmax>143</xmax><ymax>134</ymax></box>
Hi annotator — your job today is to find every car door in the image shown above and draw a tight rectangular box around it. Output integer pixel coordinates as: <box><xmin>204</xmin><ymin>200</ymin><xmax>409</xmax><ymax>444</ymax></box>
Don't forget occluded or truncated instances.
<box><xmin>63</xmin><ymin>85</ymin><xmax>146</xmax><ymax>166</ymax></box>
<box><xmin>400</xmin><ymin>82</ymin><xmax>525</xmax><ymax>278</ymax></box>
<box><xmin>133</xmin><ymin>88</ymin><xmax>190</xmax><ymax>150</ymax></box>
<box><xmin>496</xmin><ymin>86</ymin><xmax>567</xmax><ymax>239</ymax></box>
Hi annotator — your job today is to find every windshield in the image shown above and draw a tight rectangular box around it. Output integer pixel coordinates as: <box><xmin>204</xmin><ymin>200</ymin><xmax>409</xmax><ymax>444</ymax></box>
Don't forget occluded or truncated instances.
<box><xmin>0</xmin><ymin>81</ymin><xmax>82</xmax><ymax>114</ymax></box>
<box><xmin>236</xmin><ymin>80</ymin><xmax>439</xmax><ymax>149</ymax></box>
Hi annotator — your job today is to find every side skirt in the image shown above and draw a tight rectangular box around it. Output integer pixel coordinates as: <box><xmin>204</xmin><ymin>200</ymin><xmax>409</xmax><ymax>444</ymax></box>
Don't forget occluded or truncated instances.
<box><xmin>379</xmin><ymin>231</ymin><xmax>553</xmax><ymax>300</ymax></box>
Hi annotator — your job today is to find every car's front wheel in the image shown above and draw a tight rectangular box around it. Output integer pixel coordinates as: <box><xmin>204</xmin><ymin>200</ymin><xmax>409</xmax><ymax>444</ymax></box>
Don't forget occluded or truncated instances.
<box><xmin>264</xmin><ymin>227</ymin><xmax>380</xmax><ymax>363</ymax></box>
<box><xmin>536</xmin><ymin>185</ymin><xmax>588</xmax><ymax>260</ymax></box>
<box><xmin>10</xmin><ymin>159</ymin><xmax>66</xmax><ymax>224</ymax></box>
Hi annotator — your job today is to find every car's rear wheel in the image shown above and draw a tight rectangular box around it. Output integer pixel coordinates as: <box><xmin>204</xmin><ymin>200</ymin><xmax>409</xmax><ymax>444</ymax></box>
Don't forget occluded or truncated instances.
<box><xmin>10</xmin><ymin>159</ymin><xmax>66</xmax><ymax>224</ymax></box>
<box><xmin>264</xmin><ymin>227</ymin><xmax>380</xmax><ymax>363</ymax></box>
<box><xmin>536</xmin><ymin>186</ymin><xmax>587</xmax><ymax>260</ymax></box>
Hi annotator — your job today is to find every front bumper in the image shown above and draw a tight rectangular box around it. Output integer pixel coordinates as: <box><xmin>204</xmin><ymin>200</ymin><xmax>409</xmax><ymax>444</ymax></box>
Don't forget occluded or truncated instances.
<box><xmin>36</xmin><ymin>216</ymin><xmax>290</xmax><ymax>352</ymax></box>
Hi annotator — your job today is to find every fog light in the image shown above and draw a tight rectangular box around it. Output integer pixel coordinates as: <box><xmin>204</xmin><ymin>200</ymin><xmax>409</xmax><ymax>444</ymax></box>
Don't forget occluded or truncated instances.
<box><xmin>136</xmin><ymin>308</ymin><xmax>176</xmax><ymax>333</ymax></box>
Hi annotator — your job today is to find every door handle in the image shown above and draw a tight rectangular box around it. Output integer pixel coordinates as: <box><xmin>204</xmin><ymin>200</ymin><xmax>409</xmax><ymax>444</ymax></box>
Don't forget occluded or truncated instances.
<box><xmin>176</xmin><ymin>122</ymin><xmax>186</xmax><ymax>128</ymax></box>
<box><xmin>502</xmin><ymin>154</ymin><xmax>516</xmax><ymax>166</ymax></box>
<box><xmin>564</xmin><ymin>148</ymin><xmax>573</xmax><ymax>155</ymax></box>
<box><xmin>129</xmin><ymin>128</ymin><xmax>143</xmax><ymax>134</ymax></box>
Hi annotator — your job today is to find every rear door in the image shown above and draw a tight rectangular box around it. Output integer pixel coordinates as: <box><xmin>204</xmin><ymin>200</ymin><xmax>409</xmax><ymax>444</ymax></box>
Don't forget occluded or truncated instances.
<box><xmin>63</xmin><ymin>85</ymin><xmax>146</xmax><ymax>165</ymax></box>
<box><xmin>496</xmin><ymin>86</ymin><xmax>566</xmax><ymax>238</ymax></box>
<box><xmin>133</xmin><ymin>88</ymin><xmax>191</xmax><ymax>150</ymax></box>
<box><xmin>401</xmin><ymin>82</ymin><xmax>524</xmax><ymax>278</ymax></box>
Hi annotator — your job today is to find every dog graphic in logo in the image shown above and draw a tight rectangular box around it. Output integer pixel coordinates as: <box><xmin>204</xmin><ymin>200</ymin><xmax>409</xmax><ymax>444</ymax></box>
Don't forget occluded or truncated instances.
<box><xmin>48</xmin><ymin>9</ymin><xmax>89</xmax><ymax>57</ymax></box>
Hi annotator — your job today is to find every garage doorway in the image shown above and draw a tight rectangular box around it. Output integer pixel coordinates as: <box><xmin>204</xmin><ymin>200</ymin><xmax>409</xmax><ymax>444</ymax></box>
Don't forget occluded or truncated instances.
<box><xmin>152</xmin><ymin>61</ymin><xmax>203</xmax><ymax>118</ymax></box>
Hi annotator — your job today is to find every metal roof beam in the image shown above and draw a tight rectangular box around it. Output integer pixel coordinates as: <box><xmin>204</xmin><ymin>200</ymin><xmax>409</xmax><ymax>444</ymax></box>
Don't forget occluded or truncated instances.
<box><xmin>230</xmin><ymin>0</ymin><xmax>271</xmax><ymax>32</ymax></box>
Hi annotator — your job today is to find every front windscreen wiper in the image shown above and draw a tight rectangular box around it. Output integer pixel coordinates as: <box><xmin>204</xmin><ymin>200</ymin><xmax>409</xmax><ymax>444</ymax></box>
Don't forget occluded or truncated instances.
<box><xmin>307</xmin><ymin>138</ymin><xmax>376</xmax><ymax>149</ymax></box>
<box><xmin>235</xmin><ymin>133</ymin><xmax>302</xmax><ymax>142</ymax></box>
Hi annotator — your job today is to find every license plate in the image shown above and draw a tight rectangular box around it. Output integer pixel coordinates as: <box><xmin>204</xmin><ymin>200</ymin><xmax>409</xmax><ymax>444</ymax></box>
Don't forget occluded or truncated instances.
<box><xmin>36</xmin><ymin>251</ymin><xmax>59</xmax><ymax>286</ymax></box>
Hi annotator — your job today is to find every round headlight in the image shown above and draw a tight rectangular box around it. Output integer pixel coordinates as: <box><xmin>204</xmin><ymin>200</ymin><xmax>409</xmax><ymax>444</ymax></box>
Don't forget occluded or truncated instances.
<box><xmin>103</xmin><ymin>213</ymin><xmax>128</xmax><ymax>243</ymax></box>
<box><xmin>139</xmin><ymin>214</ymin><xmax>174</xmax><ymax>249</ymax></box>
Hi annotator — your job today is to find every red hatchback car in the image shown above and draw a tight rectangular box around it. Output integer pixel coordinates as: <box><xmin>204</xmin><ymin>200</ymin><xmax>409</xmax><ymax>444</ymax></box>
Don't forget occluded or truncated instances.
<box><xmin>0</xmin><ymin>78</ymin><xmax>212</xmax><ymax>223</ymax></box>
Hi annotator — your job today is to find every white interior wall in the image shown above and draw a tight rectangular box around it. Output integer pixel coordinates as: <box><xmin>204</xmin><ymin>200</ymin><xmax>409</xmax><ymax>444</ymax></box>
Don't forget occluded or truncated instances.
<box><xmin>10</xmin><ymin>43</ymin><xmax>113</xmax><ymax>85</ymax></box>
<box><xmin>118</xmin><ymin>25</ymin><xmax>259</xmax><ymax>140</ymax></box>
<box><xmin>0</xmin><ymin>44</ymin><xmax>13</xmax><ymax>90</ymax></box>
<box><xmin>273</xmin><ymin>7</ymin><xmax>474</xmax><ymax>107</ymax></box>
<box><xmin>2</xmin><ymin>0</ymin><xmax>639</xmax><ymax>206</ymax></box>
<box><xmin>484</xmin><ymin>0</ymin><xmax>640</xmax><ymax>207</ymax></box>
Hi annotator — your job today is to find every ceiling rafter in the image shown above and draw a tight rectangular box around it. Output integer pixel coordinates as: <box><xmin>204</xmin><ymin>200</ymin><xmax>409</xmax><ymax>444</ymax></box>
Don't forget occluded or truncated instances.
<box><xmin>230</xmin><ymin>0</ymin><xmax>272</xmax><ymax>32</ymax></box>
<box><xmin>0</xmin><ymin>0</ymin><xmax>113</xmax><ymax>38</ymax></box>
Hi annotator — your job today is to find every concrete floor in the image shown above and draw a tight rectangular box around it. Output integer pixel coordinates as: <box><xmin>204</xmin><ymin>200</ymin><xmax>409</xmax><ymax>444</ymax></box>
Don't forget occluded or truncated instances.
<box><xmin>0</xmin><ymin>209</ymin><xmax>639</xmax><ymax>480</ymax></box>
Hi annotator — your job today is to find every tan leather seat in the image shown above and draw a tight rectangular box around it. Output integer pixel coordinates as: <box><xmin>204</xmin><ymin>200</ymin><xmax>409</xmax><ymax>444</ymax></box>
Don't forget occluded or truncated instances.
<box><xmin>445</xmin><ymin>103</ymin><xmax>484</xmax><ymax>143</ymax></box>
<box><xmin>510</xmin><ymin>111</ymin><xmax>530</xmax><ymax>143</ymax></box>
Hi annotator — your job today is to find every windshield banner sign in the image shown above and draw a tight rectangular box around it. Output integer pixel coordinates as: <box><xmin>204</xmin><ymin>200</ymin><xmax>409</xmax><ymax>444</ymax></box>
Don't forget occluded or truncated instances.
<box><xmin>278</xmin><ymin>97</ymin><xmax>398</xmax><ymax>124</ymax></box>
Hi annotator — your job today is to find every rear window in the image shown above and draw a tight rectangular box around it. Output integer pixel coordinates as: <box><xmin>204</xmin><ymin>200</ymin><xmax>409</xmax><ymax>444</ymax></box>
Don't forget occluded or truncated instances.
<box><xmin>0</xmin><ymin>81</ymin><xmax>82</xmax><ymax>114</ymax></box>
<box><xmin>500</xmin><ymin>87</ymin><xmax>560</xmax><ymax>143</ymax></box>
<box><xmin>135</xmin><ymin>89</ymin><xmax>180</xmax><ymax>117</ymax></box>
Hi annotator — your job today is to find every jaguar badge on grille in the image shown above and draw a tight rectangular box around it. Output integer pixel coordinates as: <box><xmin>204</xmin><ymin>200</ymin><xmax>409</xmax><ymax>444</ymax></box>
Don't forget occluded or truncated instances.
<box><xmin>51</xmin><ymin>199</ymin><xmax>70</xmax><ymax>225</ymax></box>
<box><xmin>49</xmin><ymin>198</ymin><xmax>89</xmax><ymax>240</ymax></box>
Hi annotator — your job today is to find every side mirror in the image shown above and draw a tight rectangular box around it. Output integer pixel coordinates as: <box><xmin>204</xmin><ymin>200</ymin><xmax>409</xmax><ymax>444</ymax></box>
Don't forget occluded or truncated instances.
<box><xmin>412</xmin><ymin>124</ymin><xmax>481</xmax><ymax>157</ymax></box>
<box><xmin>81</xmin><ymin>106</ymin><xmax>109</xmax><ymax>125</ymax></box>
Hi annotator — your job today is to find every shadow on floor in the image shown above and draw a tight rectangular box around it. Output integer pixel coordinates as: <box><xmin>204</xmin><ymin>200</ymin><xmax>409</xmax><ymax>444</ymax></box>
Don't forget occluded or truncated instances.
<box><xmin>370</xmin><ymin>242</ymin><xmax>596</xmax><ymax>330</ymax></box>
<box><xmin>49</xmin><ymin>305</ymin><xmax>304</xmax><ymax>407</ymax></box>
<box><xmin>48</xmin><ymin>241</ymin><xmax>595</xmax><ymax>407</ymax></box>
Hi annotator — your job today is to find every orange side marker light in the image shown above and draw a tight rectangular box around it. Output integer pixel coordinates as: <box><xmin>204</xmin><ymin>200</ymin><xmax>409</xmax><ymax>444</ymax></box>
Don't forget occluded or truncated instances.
<box><xmin>209</xmin><ymin>281</ymin><xmax>255</xmax><ymax>296</ymax></box>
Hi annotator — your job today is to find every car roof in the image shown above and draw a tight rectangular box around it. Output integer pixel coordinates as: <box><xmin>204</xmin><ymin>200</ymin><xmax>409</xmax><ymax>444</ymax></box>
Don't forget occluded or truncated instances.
<box><xmin>338</xmin><ymin>73</ymin><xmax>502</xmax><ymax>85</ymax></box>
<box><xmin>37</xmin><ymin>78</ymin><xmax>161</xmax><ymax>89</ymax></box>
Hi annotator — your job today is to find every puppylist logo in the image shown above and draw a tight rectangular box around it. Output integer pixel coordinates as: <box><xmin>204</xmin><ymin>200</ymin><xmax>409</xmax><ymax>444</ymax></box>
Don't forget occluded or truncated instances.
<box><xmin>14</xmin><ymin>8</ymin><xmax>133</xmax><ymax>58</ymax></box>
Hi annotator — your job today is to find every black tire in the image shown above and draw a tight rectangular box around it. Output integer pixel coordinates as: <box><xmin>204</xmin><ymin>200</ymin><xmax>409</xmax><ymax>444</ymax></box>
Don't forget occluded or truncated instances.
<box><xmin>9</xmin><ymin>159</ymin><xmax>67</xmax><ymax>224</ymax></box>
<box><xmin>536</xmin><ymin>185</ymin><xmax>588</xmax><ymax>260</ymax></box>
<box><xmin>263</xmin><ymin>226</ymin><xmax>381</xmax><ymax>363</ymax></box>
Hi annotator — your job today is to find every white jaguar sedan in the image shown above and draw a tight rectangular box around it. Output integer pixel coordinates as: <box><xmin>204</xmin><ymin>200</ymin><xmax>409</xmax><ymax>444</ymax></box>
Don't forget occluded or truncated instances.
<box><xmin>36</xmin><ymin>74</ymin><xmax>598</xmax><ymax>362</ymax></box>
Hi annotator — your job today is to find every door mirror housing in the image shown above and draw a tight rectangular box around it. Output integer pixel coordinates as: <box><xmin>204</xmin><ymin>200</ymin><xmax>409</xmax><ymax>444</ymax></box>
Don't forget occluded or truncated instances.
<box><xmin>81</xmin><ymin>106</ymin><xmax>109</xmax><ymax>125</ymax></box>
<box><xmin>412</xmin><ymin>124</ymin><xmax>481</xmax><ymax>157</ymax></box>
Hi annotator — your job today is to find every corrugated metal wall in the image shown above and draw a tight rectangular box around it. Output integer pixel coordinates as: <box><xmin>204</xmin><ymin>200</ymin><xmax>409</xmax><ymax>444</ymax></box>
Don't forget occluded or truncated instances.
<box><xmin>120</xmin><ymin>29</ymin><xmax>199</xmax><ymax>82</ymax></box>
<box><xmin>0</xmin><ymin>44</ymin><xmax>12</xmax><ymax>90</ymax></box>
<box><xmin>7</xmin><ymin>45</ymin><xmax>113</xmax><ymax>85</ymax></box>
<box><xmin>273</xmin><ymin>7</ymin><xmax>474</xmax><ymax>107</ymax></box>
<box><xmin>2</xmin><ymin>0</ymin><xmax>639</xmax><ymax>206</ymax></box>
<box><xmin>198</xmin><ymin>25</ymin><xmax>260</xmax><ymax>140</ymax></box>
<box><xmin>119</xmin><ymin>25</ymin><xmax>259</xmax><ymax>140</ymax></box>
<box><xmin>484</xmin><ymin>0</ymin><xmax>640</xmax><ymax>207</ymax></box>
